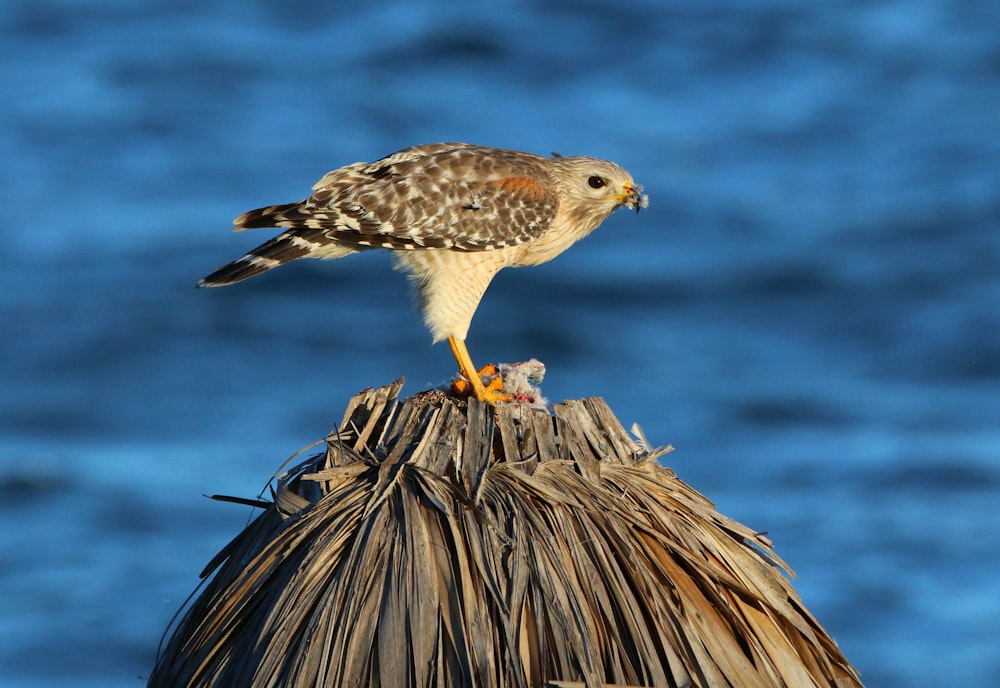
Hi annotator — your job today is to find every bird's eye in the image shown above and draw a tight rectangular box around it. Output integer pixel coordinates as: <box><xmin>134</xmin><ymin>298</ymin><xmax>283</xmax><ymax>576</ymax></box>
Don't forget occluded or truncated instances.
<box><xmin>587</xmin><ymin>176</ymin><xmax>606</xmax><ymax>189</ymax></box>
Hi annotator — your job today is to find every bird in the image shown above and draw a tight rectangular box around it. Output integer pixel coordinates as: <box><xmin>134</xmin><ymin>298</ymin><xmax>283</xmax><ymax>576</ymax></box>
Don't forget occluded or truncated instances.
<box><xmin>198</xmin><ymin>142</ymin><xmax>647</xmax><ymax>404</ymax></box>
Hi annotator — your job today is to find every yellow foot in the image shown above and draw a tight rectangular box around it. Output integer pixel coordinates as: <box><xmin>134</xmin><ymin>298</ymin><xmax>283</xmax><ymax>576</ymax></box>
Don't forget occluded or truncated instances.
<box><xmin>450</xmin><ymin>364</ymin><xmax>514</xmax><ymax>405</ymax></box>
<box><xmin>447</xmin><ymin>336</ymin><xmax>515</xmax><ymax>405</ymax></box>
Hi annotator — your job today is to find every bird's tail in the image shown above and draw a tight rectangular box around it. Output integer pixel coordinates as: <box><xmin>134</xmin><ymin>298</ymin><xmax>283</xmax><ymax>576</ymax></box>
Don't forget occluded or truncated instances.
<box><xmin>233</xmin><ymin>202</ymin><xmax>308</xmax><ymax>231</ymax></box>
<box><xmin>200</xmin><ymin>199</ymin><xmax>361</xmax><ymax>287</ymax></box>
<box><xmin>197</xmin><ymin>231</ymin><xmax>304</xmax><ymax>287</ymax></box>
<box><xmin>198</xmin><ymin>228</ymin><xmax>358</xmax><ymax>287</ymax></box>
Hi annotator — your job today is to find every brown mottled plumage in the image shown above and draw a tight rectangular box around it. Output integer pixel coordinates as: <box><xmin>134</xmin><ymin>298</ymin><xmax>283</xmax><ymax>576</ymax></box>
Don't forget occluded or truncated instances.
<box><xmin>199</xmin><ymin>143</ymin><xmax>647</xmax><ymax>403</ymax></box>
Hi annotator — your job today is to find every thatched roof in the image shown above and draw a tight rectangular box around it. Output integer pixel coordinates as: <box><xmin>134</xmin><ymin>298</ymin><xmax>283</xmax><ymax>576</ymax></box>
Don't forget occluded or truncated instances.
<box><xmin>149</xmin><ymin>380</ymin><xmax>861</xmax><ymax>687</ymax></box>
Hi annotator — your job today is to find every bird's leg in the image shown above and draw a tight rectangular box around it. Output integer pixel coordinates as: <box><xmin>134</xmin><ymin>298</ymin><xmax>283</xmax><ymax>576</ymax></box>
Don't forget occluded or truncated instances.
<box><xmin>447</xmin><ymin>336</ymin><xmax>513</xmax><ymax>405</ymax></box>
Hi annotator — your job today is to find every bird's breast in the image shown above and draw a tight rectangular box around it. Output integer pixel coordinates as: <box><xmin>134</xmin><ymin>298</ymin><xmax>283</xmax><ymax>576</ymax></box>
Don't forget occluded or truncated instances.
<box><xmin>513</xmin><ymin>214</ymin><xmax>601</xmax><ymax>267</ymax></box>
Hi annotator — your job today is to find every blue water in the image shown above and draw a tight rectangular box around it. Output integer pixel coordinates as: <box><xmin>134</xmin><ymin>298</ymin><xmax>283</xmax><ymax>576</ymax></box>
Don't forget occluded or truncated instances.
<box><xmin>2</xmin><ymin>1</ymin><xmax>998</xmax><ymax>685</ymax></box>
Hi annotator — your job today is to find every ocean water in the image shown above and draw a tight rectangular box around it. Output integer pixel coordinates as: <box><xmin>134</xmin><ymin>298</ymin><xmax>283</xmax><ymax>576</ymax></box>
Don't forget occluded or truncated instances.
<box><xmin>2</xmin><ymin>1</ymin><xmax>998</xmax><ymax>685</ymax></box>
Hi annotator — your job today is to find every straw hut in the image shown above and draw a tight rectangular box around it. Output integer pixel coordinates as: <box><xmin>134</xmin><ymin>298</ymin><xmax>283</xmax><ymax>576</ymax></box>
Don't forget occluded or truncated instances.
<box><xmin>149</xmin><ymin>379</ymin><xmax>861</xmax><ymax>687</ymax></box>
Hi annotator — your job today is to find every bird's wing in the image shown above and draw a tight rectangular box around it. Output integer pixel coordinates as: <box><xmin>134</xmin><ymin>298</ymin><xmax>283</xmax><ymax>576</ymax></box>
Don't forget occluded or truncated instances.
<box><xmin>235</xmin><ymin>145</ymin><xmax>560</xmax><ymax>252</ymax></box>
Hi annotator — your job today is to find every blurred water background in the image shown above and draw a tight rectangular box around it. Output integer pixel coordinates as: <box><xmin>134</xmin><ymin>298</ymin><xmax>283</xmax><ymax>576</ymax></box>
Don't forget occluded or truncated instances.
<box><xmin>2</xmin><ymin>1</ymin><xmax>998</xmax><ymax>685</ymax></box>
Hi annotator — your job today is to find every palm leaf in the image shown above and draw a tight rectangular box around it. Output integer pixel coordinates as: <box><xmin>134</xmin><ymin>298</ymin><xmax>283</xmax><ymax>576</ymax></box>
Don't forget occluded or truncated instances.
<box><xmin>149</xmin><ymin>381</ymin><xmax>861</xmax><ymax>688</ymax></box>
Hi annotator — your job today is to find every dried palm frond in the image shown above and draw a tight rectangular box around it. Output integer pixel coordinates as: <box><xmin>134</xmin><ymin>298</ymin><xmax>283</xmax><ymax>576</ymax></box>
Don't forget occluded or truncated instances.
<box><xmin>149</xmin><ymin>380</ymin><xmax>861</xmax><ymax>688</ymax></box>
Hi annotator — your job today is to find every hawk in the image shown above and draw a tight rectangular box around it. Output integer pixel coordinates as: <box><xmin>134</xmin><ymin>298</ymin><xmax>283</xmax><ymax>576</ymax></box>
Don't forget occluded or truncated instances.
<box><xmin>199</xmin><ymin>143</ymin><xmax>647</xmax><ymax>404</ymax></box>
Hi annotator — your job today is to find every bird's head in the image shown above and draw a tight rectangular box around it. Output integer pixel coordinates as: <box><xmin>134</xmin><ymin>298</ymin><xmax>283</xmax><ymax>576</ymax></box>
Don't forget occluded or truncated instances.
<box><xmin>549</xmin><ymin>155</ymin><xmax>648</xmax><ymax>222</ymax></box>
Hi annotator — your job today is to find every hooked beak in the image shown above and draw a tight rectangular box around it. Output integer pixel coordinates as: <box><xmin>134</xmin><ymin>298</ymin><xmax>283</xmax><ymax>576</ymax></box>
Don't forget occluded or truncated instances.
<box><xmin>607</xmin><ymin>182</ymin><xmax>649</xmax><ymax>212</ymax></box>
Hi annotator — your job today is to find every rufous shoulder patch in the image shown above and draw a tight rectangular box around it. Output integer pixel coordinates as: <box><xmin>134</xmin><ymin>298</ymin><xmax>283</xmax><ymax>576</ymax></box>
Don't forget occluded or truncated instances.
<box><xmin>487</xmin><ymin>176</ymin><xmax>550</xmax><ymax>200</ymax></box>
